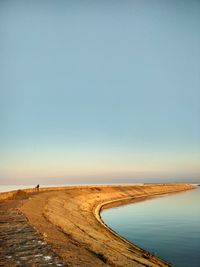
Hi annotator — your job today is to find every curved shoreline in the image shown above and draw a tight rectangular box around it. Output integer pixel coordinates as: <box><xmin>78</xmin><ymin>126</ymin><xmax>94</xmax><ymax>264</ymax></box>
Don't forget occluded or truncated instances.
<box><xmin>0</xmin><ymin>184</ymin><xmax>196</xmax><ymax>267</ymax></box>
<box><xmin>94</xmin><ymin>188</ymin><xmax>196</xmax><ymax>266</ymax></box>
<box><xmin>95</xmin><ymin>196</ymin><xmax>165</xmax><ymax>258</ymax></box>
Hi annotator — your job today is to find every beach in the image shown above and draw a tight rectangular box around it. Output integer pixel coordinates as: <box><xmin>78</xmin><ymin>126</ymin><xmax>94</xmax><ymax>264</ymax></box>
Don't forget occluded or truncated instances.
<box><xmin>0</xmin><ymin>184</ymin><xmax>195</xmax><ymax>267</ymax></box>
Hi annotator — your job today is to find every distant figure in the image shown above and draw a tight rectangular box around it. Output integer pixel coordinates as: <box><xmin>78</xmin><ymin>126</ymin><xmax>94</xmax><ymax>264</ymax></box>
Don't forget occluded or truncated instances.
<box><xmin>35</xmin><ymin>184</ymin><xmax>40</xmax><ymax>191</ymax></box>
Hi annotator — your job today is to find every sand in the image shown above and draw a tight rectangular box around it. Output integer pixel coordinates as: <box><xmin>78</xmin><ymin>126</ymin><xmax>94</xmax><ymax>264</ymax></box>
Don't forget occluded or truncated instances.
<box><xmin>0</xmin><ymin>184</ymin><xmax>195</xmax><ymax>267</ymax></box>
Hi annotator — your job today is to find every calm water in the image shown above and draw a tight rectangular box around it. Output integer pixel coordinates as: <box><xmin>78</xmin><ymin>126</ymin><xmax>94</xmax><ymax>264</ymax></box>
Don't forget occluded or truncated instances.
<box><xmin>101</xmin><ymin>187</ymin><xmax>200</xmax><ymax>267</ymax></box>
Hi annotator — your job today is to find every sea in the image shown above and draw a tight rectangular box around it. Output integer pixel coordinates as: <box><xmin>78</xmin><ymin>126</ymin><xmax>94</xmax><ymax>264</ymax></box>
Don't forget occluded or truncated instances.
<box><xmin>101</xmin><ymin>187</ymin><xmax>200</xmax><ymax>267</ymax></box>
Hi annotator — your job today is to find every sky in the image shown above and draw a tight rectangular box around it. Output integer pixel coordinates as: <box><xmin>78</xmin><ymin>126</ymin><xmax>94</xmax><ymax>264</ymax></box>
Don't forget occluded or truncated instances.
<box><xmin>0</xmin><ymin>0</ymin><xmax>200</xmax><ymax>185</ymax></box>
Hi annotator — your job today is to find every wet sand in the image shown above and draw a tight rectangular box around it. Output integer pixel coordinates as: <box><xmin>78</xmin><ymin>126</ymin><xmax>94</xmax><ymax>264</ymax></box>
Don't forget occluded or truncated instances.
<box><xmin>0</xmin><ymin>184</ymin><xmax>195</xmax><ymax>267</ymax></box>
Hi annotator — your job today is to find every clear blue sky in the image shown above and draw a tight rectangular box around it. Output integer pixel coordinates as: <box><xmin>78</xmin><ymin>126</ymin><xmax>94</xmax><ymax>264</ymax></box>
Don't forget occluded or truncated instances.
<box><xmin>0</xmin><ymin>0</ymin><xmax>200</xmax><ymax>185</ymax></box>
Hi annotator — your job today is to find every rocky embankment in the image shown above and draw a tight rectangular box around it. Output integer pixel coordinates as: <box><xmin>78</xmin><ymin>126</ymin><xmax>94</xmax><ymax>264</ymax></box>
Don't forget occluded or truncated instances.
<box><xmin>0</xmin><ymin>184</ymin><xmax>195</xmax><ymax>267</ymax></box>
<box><xmin>0</xmin><ymin>196</ymin><xmax>64</xmax><ymax>267</ymax></box>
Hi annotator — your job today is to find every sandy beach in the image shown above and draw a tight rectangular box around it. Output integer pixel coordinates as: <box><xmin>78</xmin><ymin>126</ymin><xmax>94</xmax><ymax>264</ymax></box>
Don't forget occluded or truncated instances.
<box><xmin>0</xmin><ymin>184</ymin><xmax>195</xmax><ymax>267</ymax></box>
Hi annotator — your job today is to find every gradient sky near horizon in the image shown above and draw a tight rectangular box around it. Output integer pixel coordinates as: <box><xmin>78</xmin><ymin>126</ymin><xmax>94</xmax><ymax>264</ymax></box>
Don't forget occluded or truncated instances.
<box><xmin>0</xmin><ymin>0</ymin><xmax>200</xmax><ymax>185</ymax></box>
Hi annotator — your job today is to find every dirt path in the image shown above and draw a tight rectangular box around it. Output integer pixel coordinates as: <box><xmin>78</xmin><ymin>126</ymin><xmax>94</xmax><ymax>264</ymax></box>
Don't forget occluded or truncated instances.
<box><xmin>0</xmin><ymin>184</ymin><xmax>195</xmax><ymax>267</ymax></box>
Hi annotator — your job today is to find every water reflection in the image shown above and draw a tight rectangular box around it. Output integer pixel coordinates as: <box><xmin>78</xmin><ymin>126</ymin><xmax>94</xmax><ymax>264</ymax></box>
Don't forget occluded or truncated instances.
<box><xmin>101</xmin><ymin>187</ymin><xmax>200</xmax><ymax>267</ymax></box>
